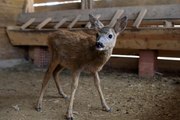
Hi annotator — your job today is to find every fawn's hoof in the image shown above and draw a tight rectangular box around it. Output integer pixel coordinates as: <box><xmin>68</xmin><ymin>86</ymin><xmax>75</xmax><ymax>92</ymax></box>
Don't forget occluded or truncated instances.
<box><xmin>63</xmin><ymin>95</ymin><xmax>70</xmax><ymax>100</ymax></box>
<box><xmin>35</xmin><ymin>106</ymin><xmax>42</xmax><ymax>112</ymax></box>
<box><xmin>66</xmin><ymin>117</ymin><xmax>74</xmax><ymax>120</ymax></box>
<box><xmin>103</xmin><ymin>107</ymin><xmax>112</xmax><ymax>112</ymax></box>
<box><xmin>106</xmin><ymin>108</ymin><xmax>112</xmax><ymax>112</ymax></box>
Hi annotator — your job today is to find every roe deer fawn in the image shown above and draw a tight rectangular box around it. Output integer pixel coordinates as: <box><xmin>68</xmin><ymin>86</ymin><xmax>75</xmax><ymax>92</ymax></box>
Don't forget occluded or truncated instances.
<box><xmin>36</xmin><ymin>14</ymin><xmax>128</xmax><ymax>120</ymax></box>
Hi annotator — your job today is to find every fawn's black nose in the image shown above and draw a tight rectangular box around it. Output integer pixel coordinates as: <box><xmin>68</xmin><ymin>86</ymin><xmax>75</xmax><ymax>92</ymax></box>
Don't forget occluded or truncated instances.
<box><xmin>96</xmin><ymin>42</ymin><xmax>104</xmax><ymax>48</ymax></box>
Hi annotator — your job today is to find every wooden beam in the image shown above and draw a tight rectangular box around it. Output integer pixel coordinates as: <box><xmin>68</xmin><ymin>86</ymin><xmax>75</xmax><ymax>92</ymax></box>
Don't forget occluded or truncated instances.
<box><xmin>36</xmin><ymin>17</ymin><xmax>52</xmax><ymax>30</ymax></box>
<box><xmin>18</xmin><ymin>4</ymin><xmax>180</xmax><ymax>25</ymax></box>
<box><xmin>133</xmin><ymin>9</ymin><xmax>147</xmax><ymax>28</ymax></box>
<box><xmin>7</xmin><ymin>28</ymin><xmax>180</xmax><ymax>50</ymax></box>
<box><xmin>108</xmin><ymin>9</ymin><xmax>124</xmax><ymax>27</ymax></box>
<box><xmin>68</xmin><ymin>15</ymin><xmax>81</xmax><ymax>29</ymax></box>
<box><xmin>85</xmin><ymin>14</ymin><xmax>101</xmax><ymax>28</ymax></box>
<box><xmin>116</xmin><ymin>28</ymin><xmax>180</xmax><ymax>50</ymax></box>
<box><xmin>54</xmin><ymin>18</ymin><xmax>67</xmax><ymax>29</ymax></box>
<box><xmin>7</xmin><ymin>30</ymin><xmax>48</xmax><ymax>46</ymax></box>
<box><xmin>20</xmin><ymin>18</ymin><xmax>35</xmax><ymax>30</ymax></box>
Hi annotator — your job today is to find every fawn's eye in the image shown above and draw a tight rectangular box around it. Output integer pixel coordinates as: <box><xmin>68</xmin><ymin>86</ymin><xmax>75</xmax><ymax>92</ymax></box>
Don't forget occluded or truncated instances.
<box><xmin>108</xmin><ymin>34</ymin><xmax>113</xmax><ymax>39</ymax></box>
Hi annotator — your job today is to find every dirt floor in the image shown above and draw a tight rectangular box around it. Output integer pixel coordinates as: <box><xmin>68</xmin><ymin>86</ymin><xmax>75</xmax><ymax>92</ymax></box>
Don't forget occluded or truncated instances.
<box><xmin>0</xmin><ymin>63</ymin><xmax>180</xmax><ymax>120</ymax></box>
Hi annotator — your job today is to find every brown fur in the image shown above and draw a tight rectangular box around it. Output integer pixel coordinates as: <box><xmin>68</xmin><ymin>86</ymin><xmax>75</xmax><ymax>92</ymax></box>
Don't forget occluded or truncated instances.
<box><xmin>48</xmin><ymin>29</ymin><xmax>112</xmax><ymax>72</ymax></box>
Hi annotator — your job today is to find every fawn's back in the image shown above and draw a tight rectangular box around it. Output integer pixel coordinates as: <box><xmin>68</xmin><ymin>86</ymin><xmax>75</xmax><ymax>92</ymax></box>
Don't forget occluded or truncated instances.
<box><xmin>48</xmin><ymin>30</ymin><xmax>111</xmax><ymax>72</ymax></box>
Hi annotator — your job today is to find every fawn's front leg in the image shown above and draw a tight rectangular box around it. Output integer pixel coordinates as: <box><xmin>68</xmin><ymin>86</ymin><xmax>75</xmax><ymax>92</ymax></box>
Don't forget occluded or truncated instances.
<box><xmin>66</xmin><ymin>70</ymin><xmax>81</xmax><ymax>120</ymax></box>
<box><xmin>93</xmin><ymin>72</ymin><xmax>111</xmax><ymax>112</ymax></box>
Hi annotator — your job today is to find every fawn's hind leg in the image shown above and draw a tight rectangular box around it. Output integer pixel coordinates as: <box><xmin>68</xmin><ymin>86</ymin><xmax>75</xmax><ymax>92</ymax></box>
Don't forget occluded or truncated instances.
<box><xmin>36</xmin><ymin>60</ymin><xmax>59</xmax><ymax>112</ymax></box>
<box><xmin>53</xmin><ymin>65</ymin><xmax>68</xmax><ymax>99</ymax></box>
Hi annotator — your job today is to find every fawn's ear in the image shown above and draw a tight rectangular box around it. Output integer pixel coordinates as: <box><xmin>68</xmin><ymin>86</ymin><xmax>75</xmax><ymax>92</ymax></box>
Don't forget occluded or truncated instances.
<box><xmin>89</xmin><ymin>14</ymin><xmax>104</xmax><ymax>30</ymax></box>
<box><xmin>114</xmin><ymin>16</ymin><xmax>128</xmax><ymax>34</ymax></box>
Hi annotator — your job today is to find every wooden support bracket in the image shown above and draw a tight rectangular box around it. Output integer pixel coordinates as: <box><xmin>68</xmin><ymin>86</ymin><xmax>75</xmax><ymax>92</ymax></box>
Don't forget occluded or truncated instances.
<box><xmin>68</xmin><ymin>15</ymin><xmax>81</xmax><ymax>29</ymax></box>
<box><xmin>54</xmin><ymin>18</ymin><xmax>67</xmax><ymax>29</ymax></box>
<box><xmin>36</xmin><ymin>17</ymin><xmax>52</xmax><ymax>30</ymax></box>
<box><xmin>164</xmin><ymin>20</ymin><xmax>173</xmax><ymax>28</ymax></box>
<box><xmin>133</xmin><ymin>9</ymin><xmax>147</xmax><ymax>28</ymax></box>
<box><xmin>108</xmin><ymin>9</ymin><xmax>124</xmax><ymax>27</ymax></box>
<box><xmin>20</xmin><ymin>18</ymin><xmax>35</xmax><ymax>30</ymax></box>
<box><xmin>85</xmin><ymin>14</ymin><xmax>101</xmax><ymax>28</ymax></box>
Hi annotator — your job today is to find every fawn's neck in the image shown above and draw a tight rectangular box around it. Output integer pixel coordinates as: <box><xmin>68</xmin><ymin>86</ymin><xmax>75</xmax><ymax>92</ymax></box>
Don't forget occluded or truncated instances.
<box><xmin>88</xmin><ymin>48</ymin><xmax>113</xmax><ymax>71</ymax></box>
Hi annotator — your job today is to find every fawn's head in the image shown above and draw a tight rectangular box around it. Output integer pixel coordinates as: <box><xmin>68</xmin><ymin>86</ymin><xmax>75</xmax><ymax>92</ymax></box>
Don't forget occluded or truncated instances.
<box><xmin>89</xmin><ymin>14</ymin><xmax>128</xmax><ymax>51</ymax></box>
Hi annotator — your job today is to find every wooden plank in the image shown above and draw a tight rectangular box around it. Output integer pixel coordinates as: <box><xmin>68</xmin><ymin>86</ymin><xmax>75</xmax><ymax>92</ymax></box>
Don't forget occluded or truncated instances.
<box><xmin>36</xmin><ymin>17</ymin><xmax>52</xmax><ymax>30</ymax></box>
<box><xmin>18</xmin><ymin>4</ymin><xmax>180</xmax><ymax>25</ymax></box>
<box><xmin>116</xmin><ymin>28</ymin><xmax>180</xmax><ymax>50</ymax></box>
<box><xmin>7</xmin><ymin>30</ymin><xmax>48</xmax><ymax>46</ymax></box>
<box><xmin>93</xmin><ymin>0</ymin><xmax>180</xmax><ymax>8</ymax></box>
<box><xmin>85</xmin><ymin>14</ymin><xmax>101</xmax><ymax>28</ymax></box>
<box><xmin>133</xmin><ymin>9</ymin><xmax>147</xmax><ymax>28</ymax></box>
<box><xmin>20</xmin><ymin>18</ymin><xmax>35</xmax><ymax>30</ymax></box>
<box><xmin>25</xmin><ymin>0</ymin><xmax>34</xmax><ymax>13</ymax></box>
<box><xmin>108</xmin><ymin>9</ymin><xmax>124</xmax><ymax>27</ymax></box>
<box><xmin>7</xmin><ymin>28</ymin><xmax>180</xmax><ymax>50</ymax></box>
<box><xmin>68</xmin><ymin>15</ymin><xmax>81</xmax><ymax>29</ymax></box>
<box><xmin>54</xmin><ymin>18</ymin><xmax>67</xmax><ymax>29</ymax></box>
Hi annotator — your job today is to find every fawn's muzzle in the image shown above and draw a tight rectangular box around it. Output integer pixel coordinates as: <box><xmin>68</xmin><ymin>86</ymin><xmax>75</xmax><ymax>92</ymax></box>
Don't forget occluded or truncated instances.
<box><xmin>96</xmin><ymin>42</ymin><xmax>104</xmax><ymax>49</ymax></box>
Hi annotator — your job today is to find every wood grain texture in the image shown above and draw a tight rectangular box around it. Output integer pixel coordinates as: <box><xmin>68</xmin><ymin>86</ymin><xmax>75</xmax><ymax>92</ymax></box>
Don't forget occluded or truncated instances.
<box><xmin>0</xmin><ymin>0</ymin><xmax>25</xmax><ymax>27</ymax></box>
<box><xmin>7</xmin><ymin>28</ymin><xmax>180</xmax><ymax>50</ymax></box>
<box><xmin>133</xmin><ymin>9</ymin><xmax>147</xmax><ymax>28</ymax></box>
<box><xmin>18</xmin><ymin>4</ymin><xmax>180</xmax><ymax>25</ymax></box>
<box><xmin>93</xmin><ymin>0</ymin><xmax>180</xmax><ymax>8</ymax></box>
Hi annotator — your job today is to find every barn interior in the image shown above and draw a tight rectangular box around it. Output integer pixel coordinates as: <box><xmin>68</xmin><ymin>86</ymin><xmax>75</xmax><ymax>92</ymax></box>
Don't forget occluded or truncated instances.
<box><xmin>0</xmin><ymin>0</ymin><xmax>180</xmax><ymax>120</ymax></box>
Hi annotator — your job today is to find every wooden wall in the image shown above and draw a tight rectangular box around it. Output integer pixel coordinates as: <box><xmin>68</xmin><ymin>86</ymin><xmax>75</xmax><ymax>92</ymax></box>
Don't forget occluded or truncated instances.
<box><xmin>107</xmin><ymin>49</ymin><xmax>180</xmax><ymax>73</ymax></box>
<box><xmin>94</xmin><ymin>0</ymin><xmax>180</xmax><ymax>8</ymax></box>
<box><xmin>33</xmin><ymin>0</ymin><xmax>180</xmax><ymax>12</ymax></box>
<box><xmin>0</xmin><ymin>0</ymin><xmax>26</xmax><ymax>59</ymax></box>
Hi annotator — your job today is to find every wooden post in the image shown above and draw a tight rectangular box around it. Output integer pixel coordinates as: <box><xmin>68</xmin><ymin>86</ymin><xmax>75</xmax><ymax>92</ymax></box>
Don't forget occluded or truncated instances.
<box><xmin>81</xmin><ymin>0</ymin><xmax>93</xmax><ymax>9</ymax></box>
<box><xmin>81</xmin><ymin>0</ymin><xmax>86</xmax><ymax>9</ymax></box>
<box><xmin>139</xmin><ymin>50</ymin><xmax>157</xmax><ymax>78</ymax></box>
<box><xmin>88</xmin><ymin>0</ymin><xmax>93</xmax><ymax>9</ymax></box>
<box><xmin>25</xmin><ymin>0</ymin><xmax>34</xmax><ymax>13</ymax></box>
